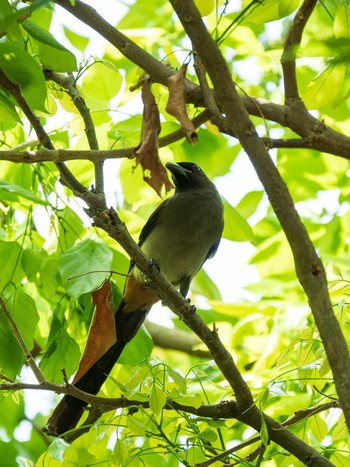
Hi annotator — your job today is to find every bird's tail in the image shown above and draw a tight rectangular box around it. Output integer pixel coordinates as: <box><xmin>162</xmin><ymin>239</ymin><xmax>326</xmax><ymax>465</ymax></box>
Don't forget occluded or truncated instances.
<box><xmin>45</xmin><ymin>301</ymin><xmax>149</xmax><ymax>437</ymax></box>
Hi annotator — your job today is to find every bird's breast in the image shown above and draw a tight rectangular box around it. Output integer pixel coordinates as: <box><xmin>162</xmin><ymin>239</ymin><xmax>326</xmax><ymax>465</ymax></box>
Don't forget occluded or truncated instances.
<box><xmin>134</xmin><ymin>192</ymin><xmax>223</xmax><ymax>286</ymax></box>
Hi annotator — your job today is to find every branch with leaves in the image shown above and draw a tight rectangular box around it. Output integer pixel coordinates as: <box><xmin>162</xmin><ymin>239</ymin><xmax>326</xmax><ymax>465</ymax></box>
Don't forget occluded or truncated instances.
<box><xmin>0</xmin><ymin>0</ymin><xmax>349</xmax><ymax>465</ymax></box>
<box><xmin>0</xmin><ymin>293</ymin><xmax>339</xmax><ymax>464</ymax></box>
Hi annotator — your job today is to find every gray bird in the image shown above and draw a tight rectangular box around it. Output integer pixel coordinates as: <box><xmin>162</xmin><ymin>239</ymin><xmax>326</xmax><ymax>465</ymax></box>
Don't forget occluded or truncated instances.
<box><xmin>46</xmin><ymin>161</ymin><xmax>224</xmax><ymax>436</ymax></box>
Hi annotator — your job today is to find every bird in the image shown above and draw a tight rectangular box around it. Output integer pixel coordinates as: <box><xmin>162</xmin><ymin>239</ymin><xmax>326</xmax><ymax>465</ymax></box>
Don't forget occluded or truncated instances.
<box><xmin>46</xmin><ymin>161</ymin><xmax>224</xmax><ymax>436</ymax></box>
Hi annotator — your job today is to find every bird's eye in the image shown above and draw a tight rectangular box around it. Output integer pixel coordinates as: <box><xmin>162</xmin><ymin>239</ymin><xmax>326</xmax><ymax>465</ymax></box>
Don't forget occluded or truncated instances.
<box><xmin>192</xmin><ymin>164</ymin><xmax>201</xmax><ymax>172</ymax></box>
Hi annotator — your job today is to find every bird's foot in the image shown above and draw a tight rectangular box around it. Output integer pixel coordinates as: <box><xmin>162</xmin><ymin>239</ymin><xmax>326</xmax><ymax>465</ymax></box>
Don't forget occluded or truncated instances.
<box><xmin>149</xmin><ymin>258</ymin><xmax>160</xmax><ymax>273</ymax></box>
<box><xmin>144</xmin><ymin>259</ymin><xmax>161</xmax><ymax>289</ymax></box>
<box><xmin>186</xmin><ymin>298</ymin><xmax>196</xmax><ymax>314</ymax></box>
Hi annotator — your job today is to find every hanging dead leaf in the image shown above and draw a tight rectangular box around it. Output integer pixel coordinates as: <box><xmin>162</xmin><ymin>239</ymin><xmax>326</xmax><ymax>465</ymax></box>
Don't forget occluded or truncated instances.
<box><xmin>166</xmin><ymin>64</ymin><xmax>198</xmax><ymax>144</ymax></box>
<box><xmin>72</xmin><ymin>281</ymin><xmax>116</xmax><ymax>384</ymax></box>
<box><xmin>135</xmin><ymin>79</ymin><xmax>174</xmax><ymax>196</ymax></box>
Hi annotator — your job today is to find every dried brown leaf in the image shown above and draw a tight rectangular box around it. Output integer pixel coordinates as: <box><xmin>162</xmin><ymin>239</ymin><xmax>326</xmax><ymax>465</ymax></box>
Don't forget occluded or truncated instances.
<box><xmin>72</xmin><ymin>281</ymin><xmax>116</xmax><ymax>384</ymax></box>
<box><xmin>166</xmin><ymin>64</ymin><xmax>198</xmax><ymax>144</ymax></box>
<box><xmin>135</xmin><ymin>79</ymin><xmax>174</xmax><ymax>196</ymax></box>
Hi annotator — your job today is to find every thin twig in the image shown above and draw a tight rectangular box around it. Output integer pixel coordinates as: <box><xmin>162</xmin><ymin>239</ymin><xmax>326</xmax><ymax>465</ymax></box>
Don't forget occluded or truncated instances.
<box><xmin>193</xmin><ymin>54</ymin><xmax>229</xmax><ymax>132</ymax></box>
<box><xmin>0</xmin><ymin>110</ymin><xmax>210</xmax><ymax>163</ymax></box>
<box><xmin>0</xmin><ymin>297</ymin><xmax>47</xmax><ymax>384</ymax></box>
<box><xmin>262</xmin><ymin>137</ymin><xmax>311</xmax><ymax>150</ymax></box>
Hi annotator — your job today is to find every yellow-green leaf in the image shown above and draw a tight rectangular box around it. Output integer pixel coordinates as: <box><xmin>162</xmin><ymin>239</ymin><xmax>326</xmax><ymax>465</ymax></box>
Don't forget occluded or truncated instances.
<box><xmin>82</xmin><ymin>61</ymin><xmax>123</xmax><ymax>101</ymax></box>
<box><xmin>194</xmin><ymin>0</ymin><xmax>215</xmax><ymax>16</ymax></box>
<box><xmin>149</xmin><ymin>383</ymin><xmax>166</xmax><ymax>419</ymax></box>
<box><xmin>303</xmin><ymin>63</ymin><xmax>345</xmax><ymax>109</ymax></box>
<box><xmin>334</xmin><ymin>5</ymin><xmax>350</xmax><ymax>40</ymax></box>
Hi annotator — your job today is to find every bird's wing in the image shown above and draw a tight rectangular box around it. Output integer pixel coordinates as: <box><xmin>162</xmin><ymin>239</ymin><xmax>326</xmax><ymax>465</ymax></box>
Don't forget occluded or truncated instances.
<box><xmin>205</xmin><ymin>239</ymin><xmax>221</xmax><ymax>261</ymax></box>
<box><xmin>138</xmin><ymin>198</ymin><xmax>170</xmax><ymax>247</ymax></box>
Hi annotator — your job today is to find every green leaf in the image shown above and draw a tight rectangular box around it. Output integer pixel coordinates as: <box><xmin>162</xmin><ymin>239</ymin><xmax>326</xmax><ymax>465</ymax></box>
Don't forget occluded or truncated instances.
<box><xmin>334</xmin><ymin>5</ymin><xmax>350</xmax><ymax>40</ymax></box>
<box><xmin>57</xmin><ymin>206</ymin><xmax>85</xmax><ymax>251</ymax></box>
<box><xmin>0</xmin><ymin>43</ymin><xmax>47</xmax><ymax>111</ymax></box>
<box><xmin>184</xmin><ymin>446</ymin><xmax>206</xmax><ymax>465</ymax></box>
<box><xmin>175</xmin><ymin>394</ymin><xmax>202</xmax><ymax>409</ymax></box>
<box><xmin>194</xmin><ymin>0</ymin><xmax>214</xmax><ymax>16</ymax></box>
<box><xmin>0</xmin><ymin>92</ymin><xmax>21</xmax><ymax>122</ymax></box>
<box><xmin>0</xmin><ymin>180</ymin><xmax>50</xmax><ymax>205</ymax></box>
<box><xmin>59</xmin><ymin>239</ymin><xmax>113</xmax><ymax>298</ymax></box>
<box><xmin>39</xmin><ymin>327</ymin><xmax>81</xmax><ymax>382</ymax></box>
<box><xmin>303</xmin><ymin>63</ymin><xmax>345</xmax><ymax>109</ymax></box>
<box><xmin>127</xmin><ymin>415</ymin><xmax>146</xmax><ymax>436</ymax></box>
<box><xmin>63</xmin><ymin>26</ymin><xmax>89</xmax><ymax>51</ymax></box>
<box><xmin>167</xmin><ymin>366</ymin><xmax>186</xmax><ymax>390</ymax></box>
<box><xmin>0</xmin><ymin>240</ymin><xmax>25</xmax><ymax>290</ymax></box>
<box><xmin>118</xmin><ymin>326</ymin><xmax>153</xmax><ymax>366</ymax></box>
<box><xmin>82</xmin><ymin>61</ymin><xmax>123</xmax><ymax>101</ymax></box>
<box><xmin>0</xmin><ymin>300</ymin><xmax>23</xmax><ymax>378</ymax></box>
<box><xmin>260</xmin><ymin>410</ymin><xmax>269</xmax><ymax>446</ymax></box>
<box><xmin>21</xmin><ymin>244</ymin><xmax>49</xmax><ymax>281</ymax></box>
<box><xmin>199</xmin><ymin>427</ymin><xmax>218</xmax><ymax>442</ymax></box>
<box><xmin>236</xmin><ymin>190</ymin><xmax>264</xmax><ymax>219</ymax></box>
<box><xmin>246</xmin><ymin>0</ymin><xmax>298</xmax><ymax>23</ymax></box>
<box><xmin>278</xmin><ymin>0</ymin><xmax>300</xmax><ymax>18</ymax></box>
<box><xmin>40</xmin><ymin>257</ymin><xmax>60</xmax><ymax>297</ymax></box>
<box><xmin>179</xmin><ymin>128</ymin><xmax>239</xmax><ymax>178</ymax></box>
<box><xmin>0</xmin><ymin>0</ymin><xmax>24</xmax><ymax>44</ymax></box>
<box><xmin>22</xmin><ymin>18</ymin><xmax>77</xmax><ymax>72</ymax></box>
<box><xmin>4</xmin><ymin>288</ymin><xmax>39</xmax><ymax>350</ymax></box>
<box><xmin>22</xmin><ymin>19</ymin><xmax>67</xmax><ymax>50</ymax></box>
<box><xmin>222</xmin><ymin>198</ymin><xmax>255</xmax><ymax>242</ymax></box>
<box><xmin>149</xmin><ymin>382</ymin><xmax>166</xmax><ymax>420</ymax></box>
<box><xmin>113</xmin><ymin>439</ymin><xmax>129</xmax><ymax>467</ymax></box>
<box><xmin>192</xmin><ymin>267</ymin><xmax>221</xmax><ymax>300</ymax></box>
<box><xmin>37</xmin><ymin>41</ymin><xmax>77</xmax><ymax>72</ymax></box>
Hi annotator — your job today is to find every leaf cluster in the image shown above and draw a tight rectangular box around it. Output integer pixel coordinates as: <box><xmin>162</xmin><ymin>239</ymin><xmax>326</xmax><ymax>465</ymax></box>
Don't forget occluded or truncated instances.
<box><xmin>0</xmin><ymin>0</ymin><xmax>350</xmax><ymax>466</ymax></box>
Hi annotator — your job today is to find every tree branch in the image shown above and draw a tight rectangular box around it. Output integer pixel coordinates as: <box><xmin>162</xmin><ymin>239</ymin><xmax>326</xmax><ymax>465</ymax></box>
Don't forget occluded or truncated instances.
<box><xmin>281</xmin><ymin>0</ymin><xmax>318</xmax><ymax>100</ymax></box>
<box><xmin>1</xmin><ymin>376</ymin><xmax>338</xmax><ymax>465</ymax></box>
<box><xmin>85</xmin><ymin>206</ymin><xmax>332</xmax><ymax>466</ymax></box>
<box><xmin>0</xmin><ymin>110</ymin><xmax>210</xmax><ymax>163</ymax></box>
<box><xmin>53</xmin><ymin>0</ymin><xmax>350</xmax><ymax>163</ymax></box>
<box><xmin>0</xmin><ymin>69</ymin><xmax>88</xmax><ymax>198</ymax></box>
<box><xmin>44</xmin><ymin>70</ymin><xmax>105</xmax><ymax>195</ymax></box>
<box><xmin>169</xmin><ymin>0</ymin><xmax>349</xmax><ymax>460</ymax></box>
<box><xmin>144</xmin><ymin>321</ymin><xmax>211</xmax><ymax>358</ymax></box>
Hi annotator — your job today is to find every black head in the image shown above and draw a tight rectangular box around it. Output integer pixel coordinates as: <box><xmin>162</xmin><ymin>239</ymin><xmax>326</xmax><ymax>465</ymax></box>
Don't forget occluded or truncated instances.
<box><xmin>165</xmin><ymin>162</ymin><xmax>214</xmax><ymax>192</ymax></box>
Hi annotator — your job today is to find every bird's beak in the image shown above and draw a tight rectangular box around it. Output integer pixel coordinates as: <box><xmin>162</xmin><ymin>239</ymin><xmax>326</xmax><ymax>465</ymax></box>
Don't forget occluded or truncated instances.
<box><xmin>165</xmin><ymin>162</ymin><xmax>190</xmax><ymax>178</ymax></box>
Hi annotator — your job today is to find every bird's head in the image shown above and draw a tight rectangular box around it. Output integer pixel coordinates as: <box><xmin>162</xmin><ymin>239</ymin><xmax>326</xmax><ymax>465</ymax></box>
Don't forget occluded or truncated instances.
<box><xmin>165</xmin><ymin>162</ymin><xmax>214</xmax><ymax>192</ymax></box>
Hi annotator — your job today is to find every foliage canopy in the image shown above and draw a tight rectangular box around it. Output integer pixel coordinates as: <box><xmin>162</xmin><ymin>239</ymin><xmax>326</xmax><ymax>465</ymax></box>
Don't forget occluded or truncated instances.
<box><xmin>0</xmin><ymin>0</ymin><xmax>350</xmax><ymax>466</ymax></box>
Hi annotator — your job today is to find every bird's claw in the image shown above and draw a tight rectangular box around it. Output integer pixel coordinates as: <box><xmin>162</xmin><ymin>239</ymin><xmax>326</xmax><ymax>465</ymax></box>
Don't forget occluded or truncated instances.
<box><xmin>186</xmin><ymin>299</ymin><xmax>196</xmax><ymax>314</ymax></box>
<box><xmin>149</xmin><ymin>258</ymin><xmax>160</xmax><ymax>273</ymax></box>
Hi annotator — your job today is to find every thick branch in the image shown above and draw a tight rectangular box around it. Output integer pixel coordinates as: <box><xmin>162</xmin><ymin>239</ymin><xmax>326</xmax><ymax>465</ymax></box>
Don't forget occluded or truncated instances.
<box><xmin>169</xmin><ymin>0</ymin><xmax>350</xmax><ymax>459</ymax></box>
